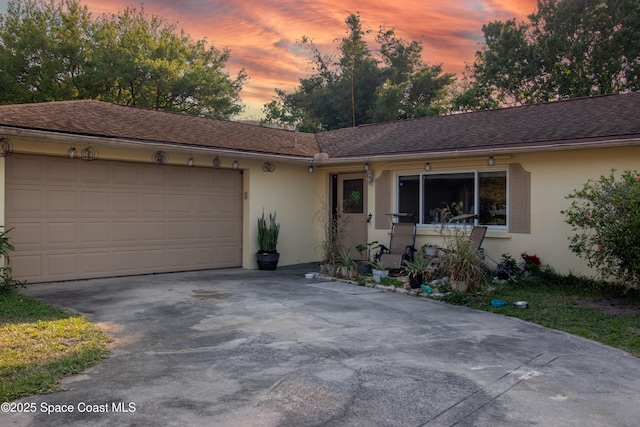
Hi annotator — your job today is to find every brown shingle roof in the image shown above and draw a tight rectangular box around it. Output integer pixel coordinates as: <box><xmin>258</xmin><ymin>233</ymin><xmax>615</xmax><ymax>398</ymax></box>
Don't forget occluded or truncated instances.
<box><xmin>0</xmin><ymin>100</ymin><xmax>318</xmax><ymax>157</ymax></box>
<box><xmin>1</xmin><ymin>93</ymin><xmax>640</xmax><ymax>161</ymax></box>
<box><xmin>315</xmin><ymin>92</ymin><xmax>640</xmax><ymax>158</ymax></box>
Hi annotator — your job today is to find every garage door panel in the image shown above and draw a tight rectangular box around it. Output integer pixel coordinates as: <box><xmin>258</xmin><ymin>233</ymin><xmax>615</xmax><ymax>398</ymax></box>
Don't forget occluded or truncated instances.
<box><xmin>142</xmin><ymin>193</ymin><xmax>165</xmax><ymax>213</ymax></box>
<box><xmin>169</xmin><ymin>222</ymin><xmax>191</xmax><ymax>240</ymax></box>
<box><xmin>113</xmin><ymin>250</ymin><xmax>140</xmax><ymax>272</ymax></box>
<box><xmin>79</xmin><ymin>252</ymin><xmax>111</xmax><ymax>274</ymax></box>
<box><xmin>47</xmin><ymin>253</ymin><xmax>77</xmax><ymax>276</ymax></box>
<box><xmin>6</xmin><ymin>156</ymin><xmax>45</xmax><ymax>182</ymax></box>
<box><xmin>216</xmin><ymin>195</ymin><xmax>241</xmax><ymax>215</ymax></box>
<box><xmin>169</xmin><ymin>169</ymin><xmax>191</xmax><ymax>187</ymax></box>
<box><xmin>169</xmin><ymin>248</ymin><xmax>191</xmax><ymax>267</ymax></box>
<box><xmin>113</xmin><ymin>193</ymin><xmax>140</xmax><ymax>213</ymax></box>
<box><xmin>215</xmin><ymin>221</ymin><xmax>240</xmax><ymax>239</ymax></box>
<box><xmin>216</xmin><ymin>169</ymin><xmax>242</xmax><ymax>190</ymax></box>
<box><xmin>7</xmin><ymin>154</ymin><xmax>242</xmax><ymax>283</ymax></box>
<box><xmin>142</xmin><ymin>167</ymin><xmax>166</xmax><ymax>185</ymax></box>
<box><xmin>47</xmin><ymin>222</ymin><xmax>77</xmax><ymax>244</ymax></box>
<box><xmin>12</xmin><ymin>255</ymin><xmax>42</xmax><ymax>279</ymax></box>
<box><xmin>47</xmin><ymin>158</ymin><xmax>78</xmax><ymax>182</ymax></box>
<box><xmin>10</xmin><ymin>189</ymin><xmax>43</xmax><ymax>212</ymax></box>
<box><xmin>142</xmin><ymin>249</ymin><xmax>165</xmax><ymax>269</ymax></box>
<box><xmin>80</xmin><ymin>222</ymin><xmax>110</xmax><ymax>243</ymax></box>
<box><xmin>10</xmin><ymin>223</ymin><xmax>42</xmax><ymax>245</ymax></box>
<box><xmin>169</xmin><ymin>194</ymin><xmax>191</xmax><ymax>212</ymax></box>
<box><xmin>112</xmin><ymin>221</ymin><xmax>140</xmax><ymax>242</ymax></box>
<box><xmin>194</xmin><ymin>221</ymin><xmax>214</xmax><ymax>238</ymax></box>
<box><xmin>195</xmin><ymin>196</ymin><xmax>215</xmax><ymax>213</ymax></box>
<box><xmin>215</xmin><ymin>246</ymin><xmax>241</xmax><ymax>266</ymax></box>
<box><xmin>193</xmin><ymin>169</ymin><xmax>215</xmax><ymax>187</ymax></box>
<box><xmin>194</xmin><ymin>247</ymin><xmax>215</xmax><ymax>266</ymax></box>
<box><xmin>82</xmin><ymin>191</ymin><xmax>110</xmax><ymax>212</ymax></box>
<box><xmin>114</xmin><ymin>164</ymin><xmax>138</xmax><ymax>184</ymax></box>
<box><xmin>48</xmin><ymin>191</ymin><xmax>78</xmax><ymax>212</ymax></box>
<box><xmin>82</xmin><ymin>161</ymin><xmax>110</xmax><ymax>183</ymax></box>
<box><xmin>142</xmin><ymin>222</ymin><xmax>165</xmax><ymax>241</ymax></box>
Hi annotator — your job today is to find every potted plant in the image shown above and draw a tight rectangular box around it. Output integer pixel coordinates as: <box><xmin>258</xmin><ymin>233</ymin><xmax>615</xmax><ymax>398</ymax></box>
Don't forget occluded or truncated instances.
<box><xmin>401</xmin><ymin>254</ymin><xmax>432</xmax><ymax>289</ymax></box>
<box><xmin>422</xmin><ymin>243</ymin><xmax>440</xmax><ymax>258</ymax></box>
<box><xmin>371</xmin><ymin>259</ymin><xmax>389</xmax><ymax>283</ymax></box>
<box><xmin>356</xmin><ymin>241</ymin><xmax>378</xmax><ymax>274</ymax></box>
<box><xmin>441</xmin><ymin>233</ymin><xmax>487</xmax><ymax>292</ymax></box>
<box><xmin>337</xmin><ymin>248</ymin><xmax>356</xmax><ymax>278</ymax></box>
<box><xmin>256</xmin><ymin>210</ymin><xmax>280</xmax><ymax>270</ymax></box>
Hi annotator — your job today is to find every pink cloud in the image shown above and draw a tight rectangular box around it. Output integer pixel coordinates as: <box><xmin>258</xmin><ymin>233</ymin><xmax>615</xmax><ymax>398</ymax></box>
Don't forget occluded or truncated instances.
<box><xmin>37</xmin><ymin>0</ymin><xmax>542</xmax><ymax>116</ymax></box>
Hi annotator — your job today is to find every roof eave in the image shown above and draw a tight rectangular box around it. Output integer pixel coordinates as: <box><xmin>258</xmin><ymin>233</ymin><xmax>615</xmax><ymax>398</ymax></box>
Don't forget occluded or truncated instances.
<box><xmin>313</xmin><ymin>135</ymin><xmax>640</xmax><ymax>165</ymax></box>
<box><xmin>0</xmin><ymin>126</ymin><xmax>315</xmax><ymax>164</ymax></box>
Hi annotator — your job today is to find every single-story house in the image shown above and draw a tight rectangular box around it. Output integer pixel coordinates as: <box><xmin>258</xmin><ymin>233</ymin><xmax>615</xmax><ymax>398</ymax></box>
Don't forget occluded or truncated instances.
<box><xmin>1</xmin><ymin>92</ymin><xmax>639</xmax><ymax>283</ymax></box>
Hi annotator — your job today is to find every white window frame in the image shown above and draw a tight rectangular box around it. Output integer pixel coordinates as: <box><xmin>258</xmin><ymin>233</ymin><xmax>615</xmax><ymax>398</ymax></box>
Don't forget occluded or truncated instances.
<box><xmin>395</xmin><ymin>167</ymin><xmax>509</xmax><ymax>230</ymax></box>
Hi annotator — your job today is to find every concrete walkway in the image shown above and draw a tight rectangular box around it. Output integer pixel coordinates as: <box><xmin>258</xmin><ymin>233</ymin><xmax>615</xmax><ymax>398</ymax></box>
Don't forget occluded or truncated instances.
<box><xmin>6</xmin><ymin>265</ymin><xmax>640</xmax><ymax>426</ymax></box>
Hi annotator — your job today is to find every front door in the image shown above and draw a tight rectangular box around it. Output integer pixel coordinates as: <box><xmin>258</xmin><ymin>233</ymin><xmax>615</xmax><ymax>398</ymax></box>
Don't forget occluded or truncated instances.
<box><xmin>337</xmin><ymin>173</ymin><xmax>368</xmax><ymax>260</ymax></box>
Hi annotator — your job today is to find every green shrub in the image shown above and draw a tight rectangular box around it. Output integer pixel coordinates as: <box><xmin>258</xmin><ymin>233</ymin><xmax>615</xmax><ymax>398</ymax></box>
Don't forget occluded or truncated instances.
<box><xmin>562</xmin><ymin>169</ymin><xmax>640</xmax><ymax>289</ymax></box>
<box><xmin>0</xmin><ymin>227</ymin><xmax>25</xmax><ymax>294</ymax></box>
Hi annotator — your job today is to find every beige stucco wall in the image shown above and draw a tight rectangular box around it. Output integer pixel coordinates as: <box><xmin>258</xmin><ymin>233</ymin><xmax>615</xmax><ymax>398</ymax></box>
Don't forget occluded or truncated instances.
<box><xmin>505</xmin><ymin>145</ymin><xmax>640</xmax><ymax>276</ymax></box>
<box><xmin>347</xmin><ymin>145</ymin><xmax>640</xmax><ymax>277</ymax></box>
<box><xmin>241</xmin><ymin>158</ymin><xmax>320</xmax><ymax>268</ymax></box>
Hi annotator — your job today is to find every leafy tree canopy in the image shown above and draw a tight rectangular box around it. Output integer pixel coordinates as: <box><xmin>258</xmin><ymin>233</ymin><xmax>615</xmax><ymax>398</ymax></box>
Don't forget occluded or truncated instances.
<box><xmin>456</xmin><ymin>0</ymin><xmax>640</xmax><ymax>110</ymax></box>
<box><xmin>0</xmin><ymin>0</ymin><xmax>247</xmax><ymax>119</ymax></box>
<box><xmin>261</xmin><ymin>13</ymin><xmax>455</xmax><ymax>132</ymax></box>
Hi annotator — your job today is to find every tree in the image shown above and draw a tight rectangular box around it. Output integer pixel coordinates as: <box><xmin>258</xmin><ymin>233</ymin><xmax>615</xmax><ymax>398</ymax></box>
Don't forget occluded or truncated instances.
<box><xmin>0</xmin><ymin>0</ymin><xmax>94</xmax><ymax>102</ymax></box>
<box><xmin>0</xmin><ymin>0</ymin><xmax>246</xmax><ymax>119</ymax></box>
<box><xmin>261</xmin><ymin>14</ymin><xmax>455</xmax><ymax>132</ymax></box>
<box><xmin>562</xmin><ymin>170</ymin><xmax>640</xmax><ymax>289</ymax></box>
<box><xmin>373</xmin><ymin>28</ymin><xmax>455</xmax><ymax>121</ymax></box>
<box><xmin>339</xmin><ymin>13</ymin><xmax>375</xmax><ymax>127</ymax></box>
<box><xmin>457</xmin><ymin>0</ymin><xmax>640</xmax><ymax>110</ymax></box>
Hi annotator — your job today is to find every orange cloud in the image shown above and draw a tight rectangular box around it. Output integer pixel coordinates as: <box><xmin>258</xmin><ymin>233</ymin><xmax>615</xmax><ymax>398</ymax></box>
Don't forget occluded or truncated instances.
<box><xmin>17</xmin><ymin>0</ymin><xmax>541</xmax><ymax>117</ymax></box>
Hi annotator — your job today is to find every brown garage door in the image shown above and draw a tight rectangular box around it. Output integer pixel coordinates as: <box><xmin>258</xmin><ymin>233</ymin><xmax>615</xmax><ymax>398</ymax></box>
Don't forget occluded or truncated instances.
<box><xmin>6</xmin><ymin>154</ymin><xmax>242</xmax><ymax>283</ymax></box>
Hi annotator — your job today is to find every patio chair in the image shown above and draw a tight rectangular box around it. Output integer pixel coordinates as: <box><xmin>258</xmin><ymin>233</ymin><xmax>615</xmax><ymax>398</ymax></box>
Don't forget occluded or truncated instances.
<box><xmin>427</xmin><ymin>225</ymin><xmax>488</xmax><ymax>276</ymax></box>
<box><xmin>376</xmin><ymin>222</ymin><xmax>417</xmax><ymax>270</ymax></box>
<box><xmin>469</xmin><ymin>225</ymin><xmax>487</xmax><ymax>258</ymax></box>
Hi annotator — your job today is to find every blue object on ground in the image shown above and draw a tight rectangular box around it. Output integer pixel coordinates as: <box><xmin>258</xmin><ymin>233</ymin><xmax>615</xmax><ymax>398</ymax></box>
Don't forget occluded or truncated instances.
<box><xmin>491</xmin><ymin>299</ymin><xmax>506</xmax><ymax>307</ymax></box>
<box><xmin>421</xmin><ymin>284</ymin><xmax>433</xmax><ymax>294</ymax></box>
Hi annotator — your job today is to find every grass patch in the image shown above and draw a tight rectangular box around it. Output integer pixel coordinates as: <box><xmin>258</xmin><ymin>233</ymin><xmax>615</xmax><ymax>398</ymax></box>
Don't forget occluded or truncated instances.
<box><xmin>457</xmin><ymin>274</ymin><xmax>640</xmax><ymax>358</ymax></box>
<box><xmin>380</xmin><ymin>276</ymin><xmax>405</xmax><ymax>287</ymax></box>
<box><xmin>0</xmin><ymin>292</ymin><xmax>111</xmax><ymax>402</ymax></box>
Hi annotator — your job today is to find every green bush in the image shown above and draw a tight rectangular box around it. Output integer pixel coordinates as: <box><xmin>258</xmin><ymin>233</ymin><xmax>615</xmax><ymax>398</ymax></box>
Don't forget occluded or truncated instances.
<box><xmin>0</xmin><ymin>227</ymin><xmax>25</xmax><ymax>293</ymax></box>
<box><xmin>562</xmin><ymin>169</ymin><xmax>640</xmax><ymax>289</ymax></box>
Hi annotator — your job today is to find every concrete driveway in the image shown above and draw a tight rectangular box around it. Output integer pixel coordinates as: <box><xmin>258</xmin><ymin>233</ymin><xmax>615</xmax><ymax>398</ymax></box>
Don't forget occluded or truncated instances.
<box><xmin>7</xmin><ymin>265</ymin><xmax>640</xmax><ymax>427</ymax></box>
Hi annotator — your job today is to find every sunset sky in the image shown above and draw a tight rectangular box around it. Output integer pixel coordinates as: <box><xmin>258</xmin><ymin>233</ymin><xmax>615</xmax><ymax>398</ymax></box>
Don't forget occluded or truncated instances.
<box><xmin>0</xmin><ymin>0</ymin><xmax>539</xmax><ymax>118</ymax></box>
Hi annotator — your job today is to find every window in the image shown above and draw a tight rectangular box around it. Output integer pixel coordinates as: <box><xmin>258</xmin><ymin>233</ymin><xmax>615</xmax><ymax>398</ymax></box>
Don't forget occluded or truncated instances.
<box><xmin>397</xmin><ymin>170</ymin><xmax>507</xmax><ymax>227</ymax></box>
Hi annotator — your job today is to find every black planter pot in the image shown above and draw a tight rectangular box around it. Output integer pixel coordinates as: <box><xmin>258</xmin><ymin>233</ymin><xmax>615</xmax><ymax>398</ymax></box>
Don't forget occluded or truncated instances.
<box><xmin>409</xmin><ymin>273</ymin><xmax>423</xmax><ymax>289</ymax></box>
<box><xmin>256</xmin><ymin>252</ymin><xmax>280</xmax><ymax>270</ymax></box>
<box><xmin>358</xmin><ymin>261</ymin><xmax>372</xmax><ymax>275</ymax></box>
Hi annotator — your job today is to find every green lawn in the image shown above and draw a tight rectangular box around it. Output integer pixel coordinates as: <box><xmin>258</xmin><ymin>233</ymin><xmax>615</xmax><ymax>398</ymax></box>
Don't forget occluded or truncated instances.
<box><xmin>0</xmin><ymin>292</ymin><xmax>111</xmax><ymax>402</ymax></box>
<box><xmin>448</xmin><ymin>274</ymin><xmax>640</xmax><ymax>358</ymax></box>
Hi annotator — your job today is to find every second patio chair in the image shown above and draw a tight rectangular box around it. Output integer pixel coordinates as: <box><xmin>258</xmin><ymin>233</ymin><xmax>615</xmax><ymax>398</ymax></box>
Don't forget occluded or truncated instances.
<box><xmin>469</xmin><ymin>225</ymin><xmax>488</xmax><ymax>258</ymax></box>
<box><xmin>376</xmin><ymin>222</ymin><xmax>417</xmax><ymax>270</ymax></box>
